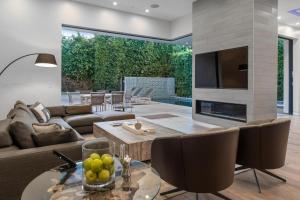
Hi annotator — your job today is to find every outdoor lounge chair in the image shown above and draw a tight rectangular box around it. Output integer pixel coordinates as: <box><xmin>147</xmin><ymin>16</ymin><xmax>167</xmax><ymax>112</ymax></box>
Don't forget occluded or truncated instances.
<box><xmin>131</xmin><ymin>87</ymin><xmax>143</xmax><ymax>97</ymax></box>
<box><xmin>132</xmin><ymin>88</ymin><xmax>154</xmax><ymax>104</ymax></box>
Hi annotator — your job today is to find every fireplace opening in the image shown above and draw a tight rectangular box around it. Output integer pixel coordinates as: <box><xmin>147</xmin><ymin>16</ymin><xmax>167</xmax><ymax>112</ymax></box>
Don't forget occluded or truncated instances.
<box><xmin>196</xmin><ymin>100</ymin><xmax>247</xmax><ymax>122</ymax></box>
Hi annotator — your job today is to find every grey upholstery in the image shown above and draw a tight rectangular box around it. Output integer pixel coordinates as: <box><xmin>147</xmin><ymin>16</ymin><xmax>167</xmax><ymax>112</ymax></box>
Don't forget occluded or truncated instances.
<box><xmin>0</xmin><ymin>141</ymin><xmax>85</xmax><ymax>200</ymax></box>
<box><xmin>0</xmin><ymin>102</ymin><xmax>135</xmax><ymax>200</ymax></box>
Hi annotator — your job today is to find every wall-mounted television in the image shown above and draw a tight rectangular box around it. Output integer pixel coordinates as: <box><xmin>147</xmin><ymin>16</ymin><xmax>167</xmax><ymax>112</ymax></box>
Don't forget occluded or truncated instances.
<box><xmin>195</xmin><ymin>46</ymin><xmax>248</xmax><ymax>89</ymax></box>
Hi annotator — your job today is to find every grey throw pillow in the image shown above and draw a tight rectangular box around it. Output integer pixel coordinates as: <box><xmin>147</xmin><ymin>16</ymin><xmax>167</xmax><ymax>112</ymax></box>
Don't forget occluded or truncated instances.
<box><xmin>10</xmin><ymin>109</ymin><xmax>38</xmax><ymax>149</ymax></box>
<box><xmin>0</xmin><ymin>119</ymin><xmax>13</xmax><ymax>148</ymax></box>
<box><xmin>30</xmin><ymin>102</ymin><xmax>51</xmax><ymax>123</ymax></box>
<box><xmin>32</xmin><ymin>127</ymin><xmax>83</xmax><ymax>147</ymax></box>
<box><xmin>32</xmin><ymin>123</ymin><xmax>63</xmax><ymax>134</ymax></box>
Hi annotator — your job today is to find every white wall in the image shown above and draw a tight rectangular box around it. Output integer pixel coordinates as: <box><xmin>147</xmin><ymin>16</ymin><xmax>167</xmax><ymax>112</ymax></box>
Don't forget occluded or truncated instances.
<box><xmin>171</xmin><ymin>14</ymin><xmax>192</xmax><ymax>38</ymax></box>
<box><xmin>278</xmin><ymin>24</ymin><xmax>300</xmax><ymax>115</ymax></box>
<box><xmin>0</xmin><ymin>0</ymin><xmax>173</xmax><ymax>118</ymax></box>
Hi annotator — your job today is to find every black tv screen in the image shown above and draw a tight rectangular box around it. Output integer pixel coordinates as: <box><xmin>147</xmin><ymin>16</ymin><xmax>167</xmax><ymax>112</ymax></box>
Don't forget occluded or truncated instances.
<box><xmin>195</xmin><ymin>46</ymin><xmax>248</xmax><ymax>89</ymax></box>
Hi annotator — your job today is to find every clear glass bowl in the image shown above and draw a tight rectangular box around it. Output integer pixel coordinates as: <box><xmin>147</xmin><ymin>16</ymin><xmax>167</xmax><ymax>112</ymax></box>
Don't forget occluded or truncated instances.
<box><xmin>82</xmin><ymin>138</ymin><xmax>115</xmax><ymax>191</ymax></box>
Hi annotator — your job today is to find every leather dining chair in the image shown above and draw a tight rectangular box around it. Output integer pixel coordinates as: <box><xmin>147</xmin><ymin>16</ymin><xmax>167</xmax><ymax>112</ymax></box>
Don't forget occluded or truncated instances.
<box><xmin>151</xmin><ymin>128</ymin><xmax>240</xmax><ymax>200</ymax></box>
<box><xmin>235</xmin><ymin>118</ymin><xmax>291</xmax><ymax>193</ymax></box>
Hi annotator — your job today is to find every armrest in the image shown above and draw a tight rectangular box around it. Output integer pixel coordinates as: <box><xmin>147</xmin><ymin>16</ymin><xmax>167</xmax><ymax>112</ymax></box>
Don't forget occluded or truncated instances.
<box><xmin>0</xmin><ymin>141</ymin><xmax>84</xmax><ymax>200</ymax></box>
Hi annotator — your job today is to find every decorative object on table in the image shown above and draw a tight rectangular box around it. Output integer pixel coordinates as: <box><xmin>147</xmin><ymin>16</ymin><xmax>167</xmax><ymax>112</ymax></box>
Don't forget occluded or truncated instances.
<box><xmin>119</xmin><ymin>144</ymin><xmax>132</xmax><ymax>191</ymax></box>
<box><xmin>122</xmin><ymin>122</ymin><xmax>155</xmax><ymax>135</ymax></box>
<box><xmin>0</xmin><ymin>53</ymin><xmax>57</xmax><ymax>77</ymax></box>
<box><xmin>134</xmin><ymin>120</ymin><xmax>142</xmax><ymax>130</ymax></box>
<box><xmin>82</xmin><ymin>138</ymin><xmax>116</xmax><ymax>191</ymax></box>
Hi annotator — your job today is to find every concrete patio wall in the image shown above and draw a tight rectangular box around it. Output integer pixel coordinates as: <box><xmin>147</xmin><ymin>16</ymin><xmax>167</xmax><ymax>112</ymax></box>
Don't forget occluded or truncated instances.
<box><xmin>124</xmin><ymin>77</ymin><xmax>175</xmax><ymax>99</ymax></box>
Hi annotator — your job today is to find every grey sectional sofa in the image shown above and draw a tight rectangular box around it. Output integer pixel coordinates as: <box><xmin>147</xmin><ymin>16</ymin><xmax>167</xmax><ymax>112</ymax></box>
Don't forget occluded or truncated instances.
<box><xmin>0</xmin><ymin>102</ymin><xmax>135</xmax><ymax>200</ymax></box>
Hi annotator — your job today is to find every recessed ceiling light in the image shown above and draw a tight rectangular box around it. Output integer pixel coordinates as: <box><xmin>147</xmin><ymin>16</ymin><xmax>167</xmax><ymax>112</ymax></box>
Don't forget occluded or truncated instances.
<box><xmin>277</xmin><ymin>16</ymin><xmax>282</xmax><ymax>20</ymax></box>
<box><xmin>113</xmin><ymin>1</ymin><xmax>118</xmax><ymax>6</ymax></box>
<box><xmin>145</xmin><ymin>9</ymin><xmax>150</xmax><ymax>13</ymax></box>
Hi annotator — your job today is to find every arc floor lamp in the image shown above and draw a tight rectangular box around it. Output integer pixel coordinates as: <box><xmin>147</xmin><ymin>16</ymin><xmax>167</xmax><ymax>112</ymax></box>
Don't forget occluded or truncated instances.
<box><xmin>0</xmin><ymin>53</ymin><xmax>57</xmax><ymax>77</ymax></box>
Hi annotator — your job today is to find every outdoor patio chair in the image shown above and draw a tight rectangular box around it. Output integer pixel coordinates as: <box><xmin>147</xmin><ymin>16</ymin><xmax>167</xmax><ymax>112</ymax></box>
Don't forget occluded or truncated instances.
<box><xmin>111</xmin><ymin>91</ymin><xmax>124</xmax><ymax>110</ymax></box>
<box><xmin>91</xmin><ymin>92</ymin><xmax>106</xmax><ymax>111</ymax></box>
<box><xmin>79</xmin><ymin>90</ymin><xmax>91</xmax><ymax>104</ymax></box>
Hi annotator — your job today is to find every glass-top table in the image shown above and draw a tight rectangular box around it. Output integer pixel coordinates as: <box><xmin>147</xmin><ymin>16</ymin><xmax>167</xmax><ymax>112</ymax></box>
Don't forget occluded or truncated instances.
<box><xmin>21</xmin><ymin>159</ymin><xmax>160</xmax><ymax>200</ymax></box>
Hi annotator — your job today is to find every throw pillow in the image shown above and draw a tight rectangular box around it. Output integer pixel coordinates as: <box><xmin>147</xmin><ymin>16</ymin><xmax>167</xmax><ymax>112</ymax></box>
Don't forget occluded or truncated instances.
<box><xmin>32</xmin><ymin>123</ymin><xmax>64</xmax><ymax>134</ymax></box>
<box><xmin>32</xmin><ymin>127</ymin><xmax>83</xmax><ymax>147</ymax></box>
<box><xmin>0</xmin><ymin>119</ymin><xmax>13</xmax><ymax>148</ymax></box>
<box><xmin>30</xmin><ymin>102</ymin><xmax>51</xmax><ymax>123</ymax></box>
<box><xmin>10</xmin><ymin>109</ymin><xmax>38</xmax><ymax>149</ymax></box>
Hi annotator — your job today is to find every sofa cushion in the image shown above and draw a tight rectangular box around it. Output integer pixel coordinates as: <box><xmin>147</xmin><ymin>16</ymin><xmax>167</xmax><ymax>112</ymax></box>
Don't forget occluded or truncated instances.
<box><xmin>65</xmin><ymin>105</ymin><xmax>92</xmax><ymax>115</ymax></box>
<box><xmin>0</xmin><ymin>119</ymin><xmax>13</xmax><ymax>148</ymax></box>
<box><xmin>48</xmin><ymin>117</ymin><xmax>84</xmax><ymax>140</ymax></box>
<box><xmin>47</xmin><ymin>106</ymin><xmax>66</xmax><ymax>117</ymax></box>
<box><xmin>64</xmin><ymin>114</ymin><xmax>104</xmax><ymax>127</ymax></box>
<box><xmin>7</xmin><ymin>100</ymin><xmax>36</xmax><ymax>119</ymax></box>
<box><xmin>96</xmin><ymin>111</ymin><xmax>135</xmax><ymax>121</ymax></box>
<box><xmin>48</xmin><ymin>117</ymin><xmax>72</xmax><ymax>129</ymax></box>
<box><xmin>74</xmin><ymin>126</ymin><xmax>93</xmax><ymax>135</ymax></box>
<box><xmin>30</xmin><ymin>102</ymin><xmax>51</xmax><ymax>123</ymax></box>
<box><xmin>10</xmin><ymin>109</ymin><xmax>38</xmax><ymax>149</ymax></box>
<box><xmin>32</xmin><ymin>128</ymin><xmax>83</xmax><ymax>147</ymax></box>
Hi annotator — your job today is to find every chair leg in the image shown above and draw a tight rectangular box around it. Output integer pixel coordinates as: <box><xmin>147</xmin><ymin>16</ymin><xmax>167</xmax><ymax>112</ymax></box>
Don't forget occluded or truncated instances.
<box><xmin>160</xmin><ymin>188</ymin><xmax>181</xmax><ymax>196</ymax></box>
<box><xmin>212</xmin><ymin>192</ymin><xmax>232</xmax><ymax>200</ymax></box>
<box><xmin>257</xmin><ymin>169</ymin><xmax>286</xmax><ymax>182</ymax></box>
<box><xmin>196</xmin><ymin>193</ymin><xmax>199</xmax><ymax>200</ymax></box>
<box><xmin>253</xmin><ymin>169</ymin><xmax>262</xmax><ymax>193</ymax></box>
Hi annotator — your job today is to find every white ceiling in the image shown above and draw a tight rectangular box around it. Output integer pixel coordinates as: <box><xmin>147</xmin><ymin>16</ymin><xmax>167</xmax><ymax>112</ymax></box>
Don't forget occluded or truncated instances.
<box><xmin>279</xmin><ymin>0</ymin><xmax>300</xmax><ymax>29</ymax></box>
<box><xmin>72</xmin><ymin>0</ymin><xmax>195</xmax><ymax>21</ymax></box>
<box><xmin>72</xmin><ymin>0</ymin><xmax>299</xmax><ymax>28</ymax></box>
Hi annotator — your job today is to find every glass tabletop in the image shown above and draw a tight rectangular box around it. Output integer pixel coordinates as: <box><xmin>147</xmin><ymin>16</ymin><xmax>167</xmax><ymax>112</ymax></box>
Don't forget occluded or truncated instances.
<box><xmin>21</xmin><ymin>159</ymin><xmax>160</xmax><ymax>200</ymax></box>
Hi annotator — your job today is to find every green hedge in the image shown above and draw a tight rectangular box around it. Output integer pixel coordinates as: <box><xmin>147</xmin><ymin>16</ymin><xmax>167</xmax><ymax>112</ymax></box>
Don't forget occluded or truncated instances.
<box><xmin>277</xmin><ymin>39</ymin><xmax>284</xmax><ymax>101</ymax></box>
<box><xmin>62</xmin><ymin>34</ymin><xmax>192</xmax><ymax>97</ymax></box>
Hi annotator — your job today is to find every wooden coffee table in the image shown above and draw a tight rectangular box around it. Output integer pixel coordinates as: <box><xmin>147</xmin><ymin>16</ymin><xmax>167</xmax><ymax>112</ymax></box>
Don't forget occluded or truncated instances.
<box><xmin>93</xmin><ymin>119</ymin><xmax>185</xmax><ymax>161</ymax></box>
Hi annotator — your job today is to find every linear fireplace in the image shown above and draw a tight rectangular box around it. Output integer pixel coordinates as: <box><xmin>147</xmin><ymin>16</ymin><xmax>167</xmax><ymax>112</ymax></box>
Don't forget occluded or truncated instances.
<box><xmin>196</xmin><ymin>100</ymin><xmax>247</xmax><ymax>122</ymax></box>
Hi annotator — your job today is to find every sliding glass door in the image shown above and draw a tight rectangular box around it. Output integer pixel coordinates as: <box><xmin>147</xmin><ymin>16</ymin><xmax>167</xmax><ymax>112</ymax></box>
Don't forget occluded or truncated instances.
<box><xmin>277</xmin><ymin>37</ymin><xmax>293</xmax><ymax>114</ymax></box>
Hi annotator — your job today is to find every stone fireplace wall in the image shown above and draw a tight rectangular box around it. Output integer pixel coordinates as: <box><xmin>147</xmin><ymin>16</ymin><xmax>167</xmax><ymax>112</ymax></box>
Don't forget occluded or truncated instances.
<box><xmin>192</xmin><ymin>0</ymin><xmax>278</xmax><ymax>127</ymax></box>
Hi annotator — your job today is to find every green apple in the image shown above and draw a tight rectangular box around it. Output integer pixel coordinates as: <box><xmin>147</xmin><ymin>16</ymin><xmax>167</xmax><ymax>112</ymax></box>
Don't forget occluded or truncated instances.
<box><xmin>91</xmin><ymin>159</ymin><xmax>103</xmax><ymax>173</ymax></box>
<box><xmin>102</xmin><ymin>156</ymin><xmax>114</xmax><ymax>169</ymax></box>
<box><xmin>98</xmin><ymin>169</ymin><xmax>110</xmax><ymax>182</ymax></box>
<box><xmin>83</xmin><ymin>158</ymin><xmax>93</xmax><ymax>171</ymax></box>
<box><xmin>101</xmin><ymin>154</ymin><xmax>112</xmax><ymax>160</ymax></box>
<box><xmin>85</xmin><ymin>170</ymin><xmax>97</xmax><ymax>183</ymax></box>
<box><xmin>90</xmin><ymin>153</ymin><xmax>101</xmax><ymax>160</ymax></box>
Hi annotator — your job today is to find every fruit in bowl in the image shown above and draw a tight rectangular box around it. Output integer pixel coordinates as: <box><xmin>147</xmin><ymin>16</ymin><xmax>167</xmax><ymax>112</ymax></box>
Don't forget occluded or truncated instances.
<box><xmin>83</xmin><ymin>153</ymin><xmax>114</xmax><ymax>184</ymax></box>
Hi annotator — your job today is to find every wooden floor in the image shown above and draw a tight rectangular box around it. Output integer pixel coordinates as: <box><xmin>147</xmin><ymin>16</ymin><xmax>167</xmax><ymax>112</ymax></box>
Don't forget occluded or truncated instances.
<box><xmin>132</xmin><ymin>103</ymin><xmax>300</xmax><ymax>200</ymax></box>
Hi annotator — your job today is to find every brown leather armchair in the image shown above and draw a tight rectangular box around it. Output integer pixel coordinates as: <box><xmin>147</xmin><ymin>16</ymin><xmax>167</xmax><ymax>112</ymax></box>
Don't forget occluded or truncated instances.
<box><xmin>236</xmin><ymin>118</ymin><xmax>291</xmax><ymax>193</ymax></box>
<box><xmin>151</xmin><ymin>128</ymin><xmax>240</xmax><ymax>200</ymax></box>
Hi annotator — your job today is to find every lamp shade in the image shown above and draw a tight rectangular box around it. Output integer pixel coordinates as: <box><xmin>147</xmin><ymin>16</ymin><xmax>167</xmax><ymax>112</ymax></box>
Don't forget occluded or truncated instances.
<box><xmin>34</xmin><ymin>53</ymin><xmax>57</xmax><ymax>68</ymax></box>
